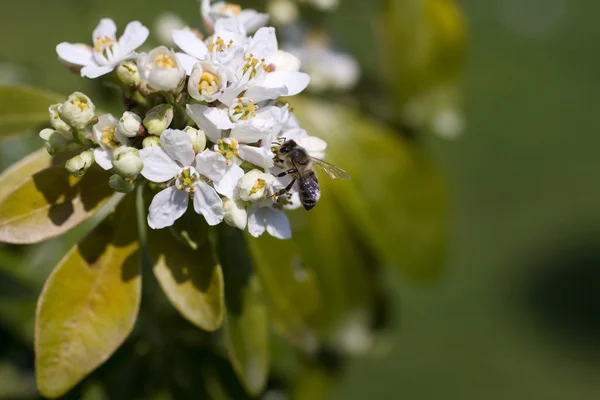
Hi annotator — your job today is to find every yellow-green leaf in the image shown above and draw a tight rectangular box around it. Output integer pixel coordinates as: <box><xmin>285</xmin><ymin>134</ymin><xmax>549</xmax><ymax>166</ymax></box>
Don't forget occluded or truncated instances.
<box><xmin>225</xmin><ymin>277</ymin><xmax>269</xmax><ymax>397</ymax></box>
<box><xmin>147</xmin><ymin>226</ymin><xmax>225</xmax><ymax>332</ymax></box>
<box><xmin>293</xmin><ymin>97</ymin><xmax>446</xmax><ymax>281</ymax></box>
<box><xmin>0</xmin><ymin>148</ymin><xmax>56</xmax><ymax>201</ymax></box>
<box><xmin>35</xmin><ymin>196</ymin><xmax>140</xmax><ymax>398</ymax></box>
<box><xmin>0</xmin><ymin>165</ymin><xmax>113</xmax><ymax>244</ymax></box>
<box><xmin>0</xmin><ymin>86</ymin><xmax>63</xmax><ymax>138</ymax></box>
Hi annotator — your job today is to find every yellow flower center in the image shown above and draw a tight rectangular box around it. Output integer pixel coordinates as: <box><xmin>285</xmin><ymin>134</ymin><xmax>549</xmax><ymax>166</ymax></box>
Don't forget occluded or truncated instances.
<box><xmin>175</xmin><ymin>167</ymin><xmax>201</xmax><ymax>193</ymax></box>
<box><xmin>219</xmin><ymin>3</ymin><xmax>242</xmax><ymax>16</ymax></box>
<box><xmin>216</xmin><ymin>138</ymin><xmax>240</xmax><ymax>166</ymax></box>
<box><xmin>242</xmin><ymin>54</ymin><xmax>270</xmax><ymax>80</ymax></box>
<box><xmin>230</xmin><ymin>98</ymin><xmax>258</xmax><ymax>122</ymax></box>
<box><xmin>71</xmin><ymin>98</ymin><xmax>88</xmax><ymax>111</ymax></box>
<box><xmin>250</xmin><ymin>178</ymin><xmax>266</xmax><ymax>195</ymax></box>
<box><xmin>154</xmin><ymin>54</ymin><xmax>177</xmax><ymax>69</ymax></box>
<box><xmin>208</xmin><ymin>36</ymin><xmax>233</xmax><ymax>53</ymax></box>
<box><xmin>198</xmin><ymin>71</ymin><xmax>220</xmax><ymax>95</ymax></box>
<box><xmin>101</xmin><ymin>125</ymin><xmax>119</xmax><ymax>149</ymax></box>
<box><xmin>94</xmin><ymin>36</ymin><xmax>115</xmax><ymax>53</ymax></box>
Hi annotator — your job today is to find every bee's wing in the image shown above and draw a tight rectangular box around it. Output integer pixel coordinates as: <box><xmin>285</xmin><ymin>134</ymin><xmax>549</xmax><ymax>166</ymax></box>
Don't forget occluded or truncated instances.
<box><xmin>311</xmin><ymin>157</ymin><xmax>351</xmax><ymax>180</ymax></box>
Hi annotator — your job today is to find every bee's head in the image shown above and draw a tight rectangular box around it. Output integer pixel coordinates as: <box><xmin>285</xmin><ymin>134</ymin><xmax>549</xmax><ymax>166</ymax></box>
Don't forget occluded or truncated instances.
<box><xmin>278</xmin><ymin>139</ymin><xmax>297</xmax><ymax>155</ymax></box>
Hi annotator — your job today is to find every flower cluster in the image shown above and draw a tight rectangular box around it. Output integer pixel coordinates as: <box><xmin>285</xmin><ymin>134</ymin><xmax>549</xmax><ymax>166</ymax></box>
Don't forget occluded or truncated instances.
<box><xmin>39</xmin><ymin>1</ymin><xmax>335</xmax><ymax>240</ymax></box>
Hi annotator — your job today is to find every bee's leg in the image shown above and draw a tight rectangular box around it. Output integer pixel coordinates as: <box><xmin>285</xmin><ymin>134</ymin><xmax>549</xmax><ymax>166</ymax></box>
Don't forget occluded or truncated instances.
<box><xmin>273</xmin><ymin>169</ymin><xmax>297</xmax><ymax>178</ymax></box>
<box><xmin>268</xmin><ymin>178</ymin><xmax>296</xmax><ymax>199</ymax></box>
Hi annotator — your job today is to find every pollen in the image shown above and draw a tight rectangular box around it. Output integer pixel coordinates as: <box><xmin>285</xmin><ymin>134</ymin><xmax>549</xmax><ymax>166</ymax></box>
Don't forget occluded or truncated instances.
<box><xmin>230</xmin><ymin>98</ymin><xmax>258</xmax><ymax>122</ymax></box>
<box><xmin>175</xmin><ymin>167</ymin><xmax>201</xmax><ymax>193</ymax></box>
<box><xmin>242</xmin><ymin>55</ymin><xmax>269</xmax><ymax>80</ymax></box>
<box><xmin>154</xmin><ymin>54</ymin><xmax>177</xmax><ymax>69</ymax></box>
<box><xmin>70</xmin><ymin>98</ymin><xmax>88</xmax><ymax>111</ymax></box>
<box><xmin>250</xmin><ymin>178</ymin><xmax>266</xmax><ymax>195</ymax></box>
<box><xmin>219</xmin><ymin>3</ymin><xmax>242</xmax><ymax>16</ymax></box>
<box><xmin>198</xmin><ymin>71</ymin><xmax>220</xmax><ymax>95</ymax></box>
<box><xmin>208</xmin><ymin>36</ymin><xmax>233</xmax><ymax>53</ymax></box>
<box><xmin>101</xmin><ymin>125</ymin><xmax>119</xmax><ymax>148</ymax></box>
<box><xmin>216</xmin><ymin>138</ymin><xmax>240</xmax><ymax>166</ymax></box>
<box><xmin>94</xmin><ymin>36</ymin><xmax>115</xmax><ymax>53</ymax></box>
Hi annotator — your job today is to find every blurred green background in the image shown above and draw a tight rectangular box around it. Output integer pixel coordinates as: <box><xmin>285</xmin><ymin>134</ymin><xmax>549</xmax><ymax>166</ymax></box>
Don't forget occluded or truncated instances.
<box><xmin>1</xmin><ymin>0</ymin><xmax>600</xmax><ymax>398</ymax></box>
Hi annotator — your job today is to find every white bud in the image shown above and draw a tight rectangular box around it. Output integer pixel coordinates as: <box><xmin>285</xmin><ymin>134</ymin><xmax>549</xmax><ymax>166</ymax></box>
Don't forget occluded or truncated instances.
<box><xmin>183</xmin><ymin>126</ymin><xmax>206</xmax><ymax>154</ymax></box>
<box><xmin>48</xmin><ymin>104</ymin><xmax>72</xmax><ymax>133</ymax></box>
<box><xmin>223</xmin><ymin>198</ymin><xmax>248</xmax><ymax>230</ymax></box>
<box><xmin>144</xmin><ymin>104</ymin><xmax>174</xmax><ymax>136</ymax></box>
<box><xmin>116</xmin><ymin>61</ymin><xmax>141</xmax><ymax>86</ymax></box>
<box><xmin>65</xmin><ymin>150</ymin><xmax>94</xmax><ymax>177</ymax></box>
<box><xmin>138</xmin><ymin>46</ymin><xmax>186</xmax><ymax>92</ymax></box>
<box><xmin>238</xmin><ymin>169</ymin><xmax>276</xmax><ymax>202</ymax></box>
<box><xmin>117</xmin><ymin>111</ymin><xmax>143</xmax><ymax>138</ymax></box>
<box><xmin>143</xmin><ymin>136</ymin><xmax>161</xmax><ymax>148</ymax></box>
<box><xmin>273</xmin><ymin>50</ymin><xmax>301</xmax><ymax>73</ymax></box>
<box><xmin>188</xmin><ymin>62</ymin><xmax>227</xmax><ymax>102</ymax></box>
<box><xmin>268</xmin><ymin>0</ymin><xmax>299</xmax><ymax>26</ymax></box>
<box><xmin>59</xmin><ymin>92</ymin><xmax>95</xmax><ymax>130</ymax></box>
<box><xmin>109</xmin><ymin>174</ymin><xmax>135</xmax><ymax>193</ymax></box>
<box><xmin>43</xmin><ymin>130</ymin><xmax>72</xmax><ymax>155</ymax></box>
<box><xmin>112</xmin><ymin>146</ymin><xmax>144</xmax><ymax>180</ymax></box>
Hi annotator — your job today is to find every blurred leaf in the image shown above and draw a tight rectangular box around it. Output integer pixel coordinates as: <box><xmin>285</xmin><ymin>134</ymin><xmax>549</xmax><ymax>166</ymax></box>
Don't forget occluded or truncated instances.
<box><xmin>35</xmin><ymin>195</ymin><xmax>141</xmax><ymax>398</ymax></box>
<box><xmin>0</xmin><ymin>148</ymin><xmax>52</xmax><ymax>200</ymax></box>
<box><xmin>290</xmin><ymin>363</ymin><xmax>334</xmax><ymax>400</ymax></box>
<box><xmin>0</xmin><ymin>85</ymin><xmax>62</xmax><ymax>138</ymax></box>
<box><xmin>377</xmin><ymin>0</ymin><xmax>466</xmax><ymax>118</ymax></box>
<box><xmin>216</xmin><ymin>225</ymin><xmax>269</xmax><ymax>396</ymax></box>
<box><xmin>0</xmin><ymin>165</ymin><xmax>114</xmax><ymax>244</ymax></box>
<box><xmin>225</xmin><ymin>277</ymin><xmax>269</xmax><ymax>397</ymax></box>
<box><xmin>147</xmin><ymin>224</ymin><xmax>225</xmax><ymax>332</ymax></box>
<box><xmin>292</xmin><ymin>97</ymin><xmax>446</xmax><ymax>281</ymax></box>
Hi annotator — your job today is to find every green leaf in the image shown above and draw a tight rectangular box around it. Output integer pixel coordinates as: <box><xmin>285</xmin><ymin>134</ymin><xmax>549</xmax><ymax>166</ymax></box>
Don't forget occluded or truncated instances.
<box><xmin>0</xmin><ymin>148</ymin><xmax>52</xmax><ymax>201</ymax></box>
<box><xmin>35</xmin><ymin>196</ymin><xmax>141</xmax><ymax>398</ymax></box>
<box><xmin>216</xmin><ymin>225</ymin><xmax>269</xmax><ymax>396</ymax></box>
<box><xmin>0</xmin><ymin>85</ymin><xmax>62</xmax><ymax>138</ymax></box>
<box><xmin>292</xmin><ymin>97</ymin><xmax>446</xmax><ymax>281</ymax></box>
<box><xmin>0</xmin><ymin>164</ymin><xmax>114</xmax><ymax>244</ymax></box>
<box><xmin>147</xmin><ymin>223</ymin><xmax>225</xmax><ymax>332</ymax></box>
<box><xmin>224</xmin><ymin>277</ymin><xmax>269</xmax><ymax>397</ymax></box>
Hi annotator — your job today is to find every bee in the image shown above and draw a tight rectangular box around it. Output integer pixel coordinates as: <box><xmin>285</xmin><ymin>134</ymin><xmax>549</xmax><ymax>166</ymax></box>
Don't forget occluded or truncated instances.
<box><xmin>271</xmin><ymin>139</ymin><xmax>350</xmax><ymax>210</ymax></box>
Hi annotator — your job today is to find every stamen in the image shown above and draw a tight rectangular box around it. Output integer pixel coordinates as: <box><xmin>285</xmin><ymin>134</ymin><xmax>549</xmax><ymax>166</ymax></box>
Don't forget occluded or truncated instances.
<box><xmin>154</xmin><ymin>54</ymin><xmax>177</xmax><ymax>69</ymax></box>
<box><xmin>175</xmin><ymin>167</ymin><xmax>201</xmax><ymax>193</ymax></box>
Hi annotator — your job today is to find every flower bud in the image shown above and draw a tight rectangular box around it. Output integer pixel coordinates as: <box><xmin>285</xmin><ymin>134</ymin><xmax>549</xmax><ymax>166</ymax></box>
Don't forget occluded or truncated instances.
<box><xmin>43</xmin><ymin>129</ymin><xmax>72</xmax><ymax>155</ymax></box>
<box><xmin>48</xmin><ymin>104</ymin><xmax>72</xmax><ymax>133</ymax></box>
<box><xmin>59</xmin><ymin>92</ymin><xmax>95</xmax><ymax>130</ymax></box>
<box><xmin>117</xmin><ymin>111</ymin><xmax>143</xmax><ymax>138</ymax></box>
<box><xmin>223</xmin><ymin>198</ymin><xmax>248</xmax><ymax>230</ymax></box>
<box><xmin>184</xmin><ymin>126</ymin><xmax>206</xmax><ymax>154</ymax></box>
<box><xmin>138</xmin><ymin>46</ymin><xmax>186</xmax><ymax>92</ymax></box>
<box><xmin>238</xmin><ymin>169</ymin><xmax>275</xmax><ymax>202</ymax></box>
<box><xmin>112</xmin><ymin>146</ymin><xmax>143</xmax><ymax>180</ymax></box>
<box><xmin>273</xmin><ymin>50</ymin><xmax>301</xmax><ymax>73</ymax></box>
<box><xmin>188</xmin><ymin>62</ymin><xmax>227</xmax><ymax>102</ymax></box>
<box><xmin>65</xmin><ymin>150</ymin><xmax>94</xmax><ymax>177</ymax></box>
<box><xmin>144</xmin><ymin>104</ymin><xmax>174</xmax><ymax>136</ymax></box>
<box><xmin>116</xmin><ymin>61</ymin><xmax>141</xmax><ymax>86</ymax></box>
<box><xmin>109</xmin><ymin>174</ymin><xmax>135</xmax><ymax>193</ymax></box>
<box><xmin>268</xmin><ymin>0</ymin><xmax>299</xmax><ymax>26</ymax></box>
<box><xmin>143</xmin><ymin>136</ymin><xmax>161</xmax><ymax>148</ymax></box>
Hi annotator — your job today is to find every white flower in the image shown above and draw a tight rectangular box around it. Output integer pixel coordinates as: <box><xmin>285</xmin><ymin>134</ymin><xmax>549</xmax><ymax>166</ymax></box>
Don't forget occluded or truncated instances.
<box><xmin>48</xmin><ymin>104</ymin><xmax>71</xmax><ymax>133</ymax></box>
<box><xmin>112</xmin><ymin>146</ymin><xmax>143</xmax><ymax>179</ymax></box>
<box><xmin>183</xmin><ymin>126</ymin><xmax>207</xmax><ymax>154</ymax></box>
<box><xmin>117</xmin><ymin>111</ymin><xmax>143</xmax><ymax>138</ymax></box>
<box><xmin>144</xmin><ymin>104</ymin><xmax>174</xmax><ymax>136</ymax></box>
<box><xmin>59</xmin><ymin>92</ymin><xmax>95</xmax><ymax>130</ymax></box>
<box><xmin>268</xmin><ymin>0</ymin><xmax>299</xmax><ymax>26</ymax></box>
<box><xmin>116</xmin><ymin>61</ymin><xmax>141</xmax><ymax>86</ymax></box>
<box><xmin>238</xmin><ymin>169</ymin><xmax>275</xmax><ymax>202</ymax></box>
<box><xmin>65</xmin><ymin>150</ymin><xmax>94</xmax><ymax>177</ymax></box>
<box><xmin>92</xmin><ymin>114</ymin><xmax>131</xmax><ymax>170</ymax></box>
<box><xmin>247</xmin><ymin>200</ymin><xmax>291</xmax><ymax>239</ymax></box>
<box><xmin>272</xmin><ymin>50</ymin><xmax>301</xmax><ymax>73</ymax></box>
<box><xmin>138</xmin><ymin>46</ymin><xmax>186</xmax><ymax>92</ymax></box>
<box><xmin>279</xmin><ymin>128</ymin><xmax>327</xmax><ymax>159</ymax></box>
<box><xmin>221</xmin><ymin>27</ymin><xmax>310</xmax><ymax>104</ymax></box>
<box><xmin>223</xmin><ymin>198</ymin><xmax>248</xmax><ymax>230</ymax></box>
<box><xmin>188</xmin><ymin>61</ymin><xmax>228</xmax><ymax>102</ymax></box>
<box><xmin>154</xmin><ymin>13</ymin><xmax>185</xmax><ymax>47</ymax></box>
<box><xmin>201</xmin><ymin>0</ymin><xmax>269</xmax><ymax>33</ymax></box>
<box><xmin>56</xmin><ymin>18</ymin><xmax>149</xmax><ymax>79</ymax></box>
<box><xmin>139</xmin><ymin>129</ymin><xmax>226</xmax><ymax>228</ymax></box>
<box><xmin>173</xmin><ymin>18</ymin><xmax>246</xmax><ymax>77</ymax></box>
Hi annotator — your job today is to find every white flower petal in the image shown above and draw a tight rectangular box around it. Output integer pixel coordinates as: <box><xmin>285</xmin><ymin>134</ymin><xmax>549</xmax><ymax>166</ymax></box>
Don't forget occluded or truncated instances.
<box><xmin>193</xmin><ymin>181</ymin><xmax>224</xmax><ymax>226</ymax></box>
<box><xmin>148</xmin><ymin>186</ymin><xmax>189</xmax><ymax>229</ymax></box>
<box><xmin>264</xmin><ymin>207</ymin><xmax>291</xmax><ymax>239</ymax></box>
<box><xmin>139</xmin><ymin>147</ymin><xmax>180</xmax><ymax>182</ymax></box>
<box><xmin>243</xmin><ymin>85</ymin><xmax>287</xmax><ymax>103</ymax></box>
<box><xmin>187</xmin><ymin>104</ymin><xmax>222</xmax><ymax>142</ymax></box>
<box><xmin>56</xmin><ymin>43</ymin><xmax>93</xmax><ymax>66</ymax></box>
<box><xmin>205</xmin><ymin>107</ymin><xmax>235</xmax><ymax>130</ymax></box>
<box><xmin>238</xmin><ymin>144</ymin><xmax>274</xmax><ymax>169</ymax></box>
<box><xmin>92</xmin><ymin>18</ymin><xmax>117</xmax><ymax>42</ymax></box>
<box><xmin>247</xmin><ymin>204</ymin><xmax>266</xmax><ymax>238</ymax></box>
<box><xmin>81</xmin><ymin>65</ymin><xmax>114</xmax><ymax>78</ymax></box>
<box><xmin>160</xmin><ymin>129</ymin><xmax>195</xmax><ymax>167</ymax></box>
<box><xmin>195</xmin><ymin>150</ymin><xmax>227</xmax><ymax>181</ymax></box>
<box><xmin>93</xmin><ymin>148</ymin><xmax>113</xmax><ymax>170</ymax></box>
<box><xmin>173</xmin><ymin>29</ymin><xmax>209</xmax><ymax>61</ymax></box>
<box><xmin>238</xmin><ymin>10</ymin><xmax>270</xmax><ymax>32</ymax></box>
<box><xmin>231</xmin><ymin>124</ymin><xmax>269</xmax><ymax>144</ymax></box>
<box><xmin>249</xmin><ymin>27</ymin><xmax>278</xmax><ymax>61</ymax></box>
<box><xmin>214</xmin><ymin>164</ymin><xmax>244</xmax><ymax>198</ymax></box>
<box><xmin>263</xmin><ymin>72</ymin><xmax>310</xmax><ymax>96</ymax></box>
<box><xmin>118</xmin><ymin>21</ymin><xmax>150</xmax><ymax>55</ymax></box>
<box><xmin>281</xmin><ymin>128</ymin><xmax>308</xmax><ymax>141</ymax></box>
<box><xmin>176</xmin><ymin>52</ymin><xmax>199</xmax><ymax>75</ymax></box>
